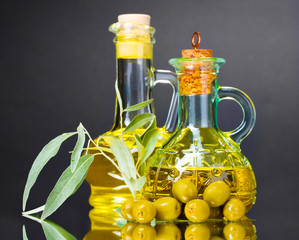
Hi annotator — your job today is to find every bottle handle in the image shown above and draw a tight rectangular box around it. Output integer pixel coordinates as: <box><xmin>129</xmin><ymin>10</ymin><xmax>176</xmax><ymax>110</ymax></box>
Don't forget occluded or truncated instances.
<box><xmin>218</xmin><ymin>86</ymin><xmax>256</xmax><ymax>144</ymax></box>
<box><xmin>152</xmin><ymin>69</ymin><xmax>178</xmax><ymax>133</ymax></box>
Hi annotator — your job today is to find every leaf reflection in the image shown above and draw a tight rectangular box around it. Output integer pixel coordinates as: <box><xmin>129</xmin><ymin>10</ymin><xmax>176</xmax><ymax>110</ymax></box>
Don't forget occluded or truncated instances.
<box><xmin>23</xmin><ymin>215</ymin><xmax>77</xmax><ymax>240</ymax></box>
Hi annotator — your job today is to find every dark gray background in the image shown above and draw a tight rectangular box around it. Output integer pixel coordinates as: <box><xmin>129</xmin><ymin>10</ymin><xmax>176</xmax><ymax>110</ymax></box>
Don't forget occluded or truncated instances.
<box><xmin>1</xmin><ymin>0</ymin><xmax>298</xmax><ymax>239</ymax></box>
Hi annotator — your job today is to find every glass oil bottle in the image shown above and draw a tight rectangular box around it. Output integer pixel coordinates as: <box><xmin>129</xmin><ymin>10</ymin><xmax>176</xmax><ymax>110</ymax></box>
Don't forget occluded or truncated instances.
<box><xmin>143</xmin><ymin>32</ymin><xmax>257</xmax><ymax>213</ymax></box>
<box><xmin>85</xmin><ymin>14</ymin><xmax>178</xmax><ymax>218</ymax></box>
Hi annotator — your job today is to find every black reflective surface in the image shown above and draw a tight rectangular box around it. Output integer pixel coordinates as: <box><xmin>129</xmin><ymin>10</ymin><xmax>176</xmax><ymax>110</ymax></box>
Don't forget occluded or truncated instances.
<box><xmin>22</xmin><ymin>206</ymin><xmax>257</xmax><ymax>240</ymax></box>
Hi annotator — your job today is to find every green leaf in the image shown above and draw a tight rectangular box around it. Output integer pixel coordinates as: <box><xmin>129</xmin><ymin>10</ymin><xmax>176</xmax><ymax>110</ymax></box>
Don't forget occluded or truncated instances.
<box><xmin>129</xmin><ymin>176</ymin><xmax>146</xmax><ymax>191</ymax></box>
<box><xmin>99</xmin><ymin>147</ymin><xmax>113</xmax><ymax>154</ymax></box>
<box><xmin>123</xmin><ymin>99</ymin><xmax>153</xmax><ymax>112</ymax></box>
<box><xmin>140</xmin><ymin>118</ymin><xmax>157</xmax><ymax>141</ymax></box>
<box><xmin>41</xmin><ymin>219</ymin><xmax>77</xmax><ymax>240</ymax></box>
<box><xmin>22</xmin><ymin>132</ymin><xmax>76</xmax><ymax>211</ymax></box>
<box><xmin>71</xmin><ymin>170</ymin><xmax>88</xmax><ymax>196</ymax></box>
<box><xmin>150</xmin><ymin>219</ymin><xmax>156</xmax><ymax>227</ymax></box>
<box><xmin>85</xmin><ymin>146</ymin><xmax>113</xmax><ymax>154</ymax></box>
<box><xmin>41</xmin><ymin>154</ymin><xmax>94</xmax><ymax>219</ymax></box>
<box><xmin>23</xmin><ymin>225</ymin><xmax>28</xmax><ymax>240</ymax></box>
<box><xmin>123</xmin><ymin>176</ymin><xmax>136</xmax><ymax>198</ymax></box>
<box><xmin>22</xmin><ymin>205</ymin><xmax>45</xmax><ymax>215</ymax></box>
<box><xmin>134</xmin><ymin>134</ymin><xmax>145</xmax><ymax>163</ymax></box>
<box><xmin>115</xmin><ymin>207</ymin><xmax>121</xmax><ymax>215</ymax></box>
<box><xmin>115</xmin><ymin>80</ymin><xmax>123</xmax><ymax>113</ymax></box>
<box><xmin>141</xmin><ymin>129</ymin><xmax>159</xmax><ymax>165</ymax></box>
<box><xmin>115</xmin><ymin>219</ymin><xmax>127</xmax><ymax>228</ymax></box>
<box><xmin>102</xmin><ymin>136</ymin><xmax>136</xmax><ymax>180</ymax></box>
<box><xmin>124</xmin><ymin>113</ymin><xmax>155</xmax><ymax>133</ymax></box>
<box><xmin>107</xmin><ymin>172</ymin><xmax>123</xmax><ymax>181</ymax></box>
<box><xmin>70</xmin><ymin>123</ymin><xmax>86</xmax><ymax>172</ymax></box>
<box><xmin>22</xmin><ymin>214</ymin><xmax>42</xmax><ymax>223</ymax></box>
<box><xmin>140</xmin><ymin>162</ymin><xmax>146</xmax><ymax>176</ymax></box>
<box><xmin>22</xmin><ymin>214</ymin><xmax>76</xmax><ymax>239</ymax></box>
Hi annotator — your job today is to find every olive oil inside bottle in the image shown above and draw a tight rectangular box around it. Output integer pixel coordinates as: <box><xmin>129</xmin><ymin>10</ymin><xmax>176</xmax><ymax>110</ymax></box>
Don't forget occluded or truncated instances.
<box><xmin>143</xmin><ymin>166</ymin><xmax>256</xmax><ymax>211</ymax></box>
<box><xmin>143</xmin><ymin>127</ymin><xmax>257</xmax><ymax>212</ymax></box>
<box><xmin>85</xmin><ymin>58</ymin><xmax>171</xmax><ymax>209</ymax></box>
<box><xmin>85</xmin><ymin>128</ymin><xmax>170</xmax><ymax>209</ymax></box>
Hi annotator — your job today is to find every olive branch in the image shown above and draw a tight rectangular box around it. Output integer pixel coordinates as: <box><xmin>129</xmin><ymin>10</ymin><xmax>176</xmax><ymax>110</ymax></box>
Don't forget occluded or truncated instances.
<box><xmin>22</xmin><ymin>80</ymin><xmax>159</xmax><ymax>223</ymax></box>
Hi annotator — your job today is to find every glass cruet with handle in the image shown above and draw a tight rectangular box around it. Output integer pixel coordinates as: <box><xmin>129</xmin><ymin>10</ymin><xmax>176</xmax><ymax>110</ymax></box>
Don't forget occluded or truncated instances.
<box><xmin>143</xmin><ymin>32</ymin><xmax>257</xmax><ymax>215</ymax></box>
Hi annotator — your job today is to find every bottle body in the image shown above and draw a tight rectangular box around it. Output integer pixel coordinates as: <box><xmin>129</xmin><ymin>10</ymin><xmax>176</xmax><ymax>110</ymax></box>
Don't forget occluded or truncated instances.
<box><xmin>143</xmin><ymin>58</ymin><xmax>257</xmax><ymax>214</ymax></box>
<box><xmin>143</xmin><ymin>127</ymin><xmax>257</xmax><ymax>212</ymax></box>
<box><xmin>85</xmin><ymin>20</ymin><xmax>174</xmax><ymax>210</ymax></box>
<box><xmin>85</xmin><ymin>57</ymin><xmax>171</xmax><ymax>209</ymax></box>
<box><xmin>86</xmin><ymin>128</ymin><xmax>170</xmax><ymax>209</ymax></box>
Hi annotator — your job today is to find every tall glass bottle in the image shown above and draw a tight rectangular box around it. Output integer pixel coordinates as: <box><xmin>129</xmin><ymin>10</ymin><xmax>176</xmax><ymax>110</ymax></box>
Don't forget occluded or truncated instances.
<box><xmin>85</xmin><ymin>14</ymin><xmax>177</xmax><ymax>215</ymax></box>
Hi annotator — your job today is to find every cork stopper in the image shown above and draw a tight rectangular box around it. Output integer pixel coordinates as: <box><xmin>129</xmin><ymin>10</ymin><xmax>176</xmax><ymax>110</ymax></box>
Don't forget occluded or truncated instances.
<box><xmin>118</xmin><ymin>14</ymin><xmax>151</xmax><ymax>26</ymax></box>
<box><xmin>178</xmin><ymin>32</ymin><xmax>216</xmax><ymax>95</ymax></box>
<box><xmin>182</xmin><ymin>32</ymin><xmax>212</xmax><ymax>58</ymax></box>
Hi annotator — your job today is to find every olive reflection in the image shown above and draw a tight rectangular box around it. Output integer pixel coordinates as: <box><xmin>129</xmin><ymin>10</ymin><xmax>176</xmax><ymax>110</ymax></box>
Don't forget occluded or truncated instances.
<box><xmin>155</xmin><ymin>224</ymin><xmax>181</xmax><ymax>240</ymax></box>
<box><xmin>84</xmin><ymin>209</ymin><xmax>256</xmax><ymax>240</ymax></box>
<box><xmin>119</xmin><ymin>220</ymin><xmax>256</xmax><ymax>240</ymax></box>
<box><xmin>184</xmin><ymin>223</ymin><xmax>210</xmax><ymax>240</ymax></box>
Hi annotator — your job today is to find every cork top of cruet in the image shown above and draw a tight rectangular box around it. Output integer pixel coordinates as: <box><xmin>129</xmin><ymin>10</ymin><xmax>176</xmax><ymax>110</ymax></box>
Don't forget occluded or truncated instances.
<box><xmin>181</xmin><ymin>32</ymin><xmax>213</xmax><ymax>58</ymax></box>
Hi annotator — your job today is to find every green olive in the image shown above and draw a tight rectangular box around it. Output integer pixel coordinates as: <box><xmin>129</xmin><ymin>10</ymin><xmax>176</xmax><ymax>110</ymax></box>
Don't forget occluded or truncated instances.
<box><xmin>132</xmin><ymin>224</ymin><xmax>156</xmax><ymax>240</ymax></box>
<box><xmin>223</xmin><ymin>198</ymin><xmax>246</xmax><ymax>221</ymax></box>
<box><xmin>154</xmin><ymin>197</ymin><xmax>181</xmax><ymax>221</ymax></box>
<box><xmin>155</xmin><ymin>223</ymin><xmax>182</xmax><ymax>240</ymax></box>
<box><xmin>121</xmin><ymin>199</ymin><xmax>137</xmax><ymax>221</ymax></box>
<box><xmin>184</xmin><ymin>199</ymin><xmax>210</xmax><ymax>222</ymax></box>
<box><xmin>172</xmin><ymin>179</ymin><xmax>198</xmax><ymax>203</ymax></box>
<box><xmin>203</xmin><ymin>181</ymin><xmax>231</xmax><ymax>207</ymax></box>
<box><xmin>223</xmin><ymin>223</ymin><xmax>246</xmax><ymax>240</ymax></box>
<box><xmin>184</xmin><ymin>224</ymin><xmax>211</xmax><ymax>240</ymax></box>
<box><xmin>121</xmin><ymin>222</ymin><xmax>138</xmax><ymax>240</ymax></box>
<box><xmin>132</xmin><ymin>200</ymin><xmax>156</xmax><ymax>223</ymax></box>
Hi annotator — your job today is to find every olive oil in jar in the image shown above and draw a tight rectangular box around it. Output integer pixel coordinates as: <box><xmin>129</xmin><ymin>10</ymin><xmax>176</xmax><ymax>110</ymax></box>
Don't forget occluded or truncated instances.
<box><xmin>143</xmin><ymin>166</ymin><xmax>256</xmax><ymax>211</ymax></box>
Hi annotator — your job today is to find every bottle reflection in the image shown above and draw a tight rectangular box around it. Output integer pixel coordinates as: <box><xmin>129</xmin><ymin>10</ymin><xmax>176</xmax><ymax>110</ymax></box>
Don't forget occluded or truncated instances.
<box><xmin>84</xmin><ymin>208</ymin><xmax>122</xmax><ymax>240</ymax></box>
<box><xmin>84</xmin><ymin>209</ymin><xmax>257</xmax><ymax>240</ymax></box>
<box><xmin>23</xmin><ymin>212</ymin><xmax>257</xmax><ymax>240</ymax></box>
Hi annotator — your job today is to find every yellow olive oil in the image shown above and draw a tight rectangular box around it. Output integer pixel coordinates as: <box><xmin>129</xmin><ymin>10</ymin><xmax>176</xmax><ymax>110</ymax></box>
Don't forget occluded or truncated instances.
<box><xmin>143</xmin><ymin>166</ymin><xmax>256</xmax><ymax>211</ymax></box>
<box><xmin>142</xmin><ymin>128</ymin><xmax>257</xmax><ymax>212</ymax></box>
<box><xmin>85</xmin><ymin>127</ymin><xmax>171</xmax><ymax>209</ymax></box>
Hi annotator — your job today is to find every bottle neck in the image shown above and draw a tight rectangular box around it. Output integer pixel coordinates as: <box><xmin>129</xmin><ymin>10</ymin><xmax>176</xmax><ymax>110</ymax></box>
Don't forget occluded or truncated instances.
<box><xmin>109</xmin><ymin>22</ymin><xmax>155</xmax><ymax>130</ymax></box>
<box><xmin>112</xmin><ymin>58</ymin><xmax>154</xmax><ymax>129</ymax></box>
<box><xmin>179</xmin><ymin>93</ymin><xmax>216</xmax><ymax>129</ymax></box>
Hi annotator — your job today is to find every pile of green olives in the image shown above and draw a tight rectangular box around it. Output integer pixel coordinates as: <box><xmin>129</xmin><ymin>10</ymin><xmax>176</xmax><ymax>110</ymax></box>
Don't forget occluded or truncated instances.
<box><xmin>121</xmin><ymin>197</ymin><xmax>181</xmax><ymax>223</ymax></box>
<box><xmin>121</xmin><ymin>199</ymin><xmax>157</xmax><ymax>223</ymax></box>
<box><xmin>121</xmin><ymin>179</ymin><xmax>247</xmax><ymax>224</ymax></box>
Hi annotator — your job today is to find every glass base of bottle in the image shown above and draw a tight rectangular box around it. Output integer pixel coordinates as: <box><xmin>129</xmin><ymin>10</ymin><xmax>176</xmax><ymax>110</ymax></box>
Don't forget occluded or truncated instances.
<box><xmin>88</xmin><ymin>185</ymin><xmax>133</xmax><ymax>209</ymax></box>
